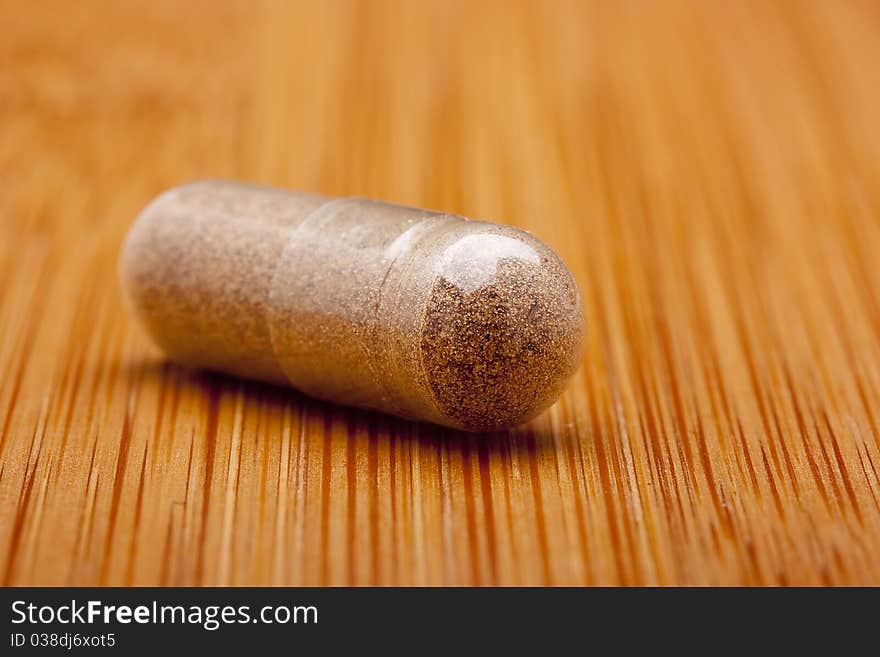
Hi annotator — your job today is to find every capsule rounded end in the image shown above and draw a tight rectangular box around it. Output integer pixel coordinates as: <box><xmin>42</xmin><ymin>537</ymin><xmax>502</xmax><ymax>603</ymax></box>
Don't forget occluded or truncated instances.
<box><xmin>419</xmin><ymin>224</ymin><xmax>585</xmax><ymax>432</ymax></box>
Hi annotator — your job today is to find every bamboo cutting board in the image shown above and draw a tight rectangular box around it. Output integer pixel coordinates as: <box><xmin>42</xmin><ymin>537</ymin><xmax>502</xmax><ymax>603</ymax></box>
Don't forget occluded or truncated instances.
<box><xmin>2</xmin><ymin>0</ymin><xmax>880</xmax><ymax>586</ymax></box>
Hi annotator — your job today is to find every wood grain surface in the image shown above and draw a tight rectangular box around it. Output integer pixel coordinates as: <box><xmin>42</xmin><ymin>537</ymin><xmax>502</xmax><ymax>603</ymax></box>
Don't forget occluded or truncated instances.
<box><xmin>2</xmin><ymin>0</ymin><xmax>880</xmax><ymax>586</ymax></box>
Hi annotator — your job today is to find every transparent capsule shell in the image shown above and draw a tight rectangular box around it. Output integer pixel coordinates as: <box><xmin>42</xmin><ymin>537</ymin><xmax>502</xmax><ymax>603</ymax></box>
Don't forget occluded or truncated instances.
<box><xmin>120</xmin><ymin>180</ymin><xmax>585</xmax><ymax>431</ymax></box>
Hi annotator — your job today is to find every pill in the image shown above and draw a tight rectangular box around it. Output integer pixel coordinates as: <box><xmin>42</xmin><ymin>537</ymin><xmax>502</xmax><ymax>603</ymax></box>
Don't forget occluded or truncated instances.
<box><xmin>120</xmin><ymin>180</ymin><xmax>585</xmax><ymax>432</ymax></box>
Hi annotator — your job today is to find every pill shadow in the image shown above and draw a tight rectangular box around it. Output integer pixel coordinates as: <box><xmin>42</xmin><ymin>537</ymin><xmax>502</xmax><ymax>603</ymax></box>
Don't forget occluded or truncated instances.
<box><xmin>123</xmin><ymin>359</ymin><xmax>558</xmax><ymax>460</ymax></box>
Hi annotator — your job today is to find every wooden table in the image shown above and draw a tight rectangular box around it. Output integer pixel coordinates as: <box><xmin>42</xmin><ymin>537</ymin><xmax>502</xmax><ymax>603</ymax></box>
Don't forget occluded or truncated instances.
<box><xmin>2</xmin><ymin>0</ymin><xmax>879</xmax><ymax>586</ymax></box>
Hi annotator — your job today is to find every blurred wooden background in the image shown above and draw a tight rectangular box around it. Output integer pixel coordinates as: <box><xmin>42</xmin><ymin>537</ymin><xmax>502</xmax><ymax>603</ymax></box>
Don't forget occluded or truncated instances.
<box><xmin>2</xmin><ymin>0</ymin><xmax>880</xmax><ymax>586</ymax></box>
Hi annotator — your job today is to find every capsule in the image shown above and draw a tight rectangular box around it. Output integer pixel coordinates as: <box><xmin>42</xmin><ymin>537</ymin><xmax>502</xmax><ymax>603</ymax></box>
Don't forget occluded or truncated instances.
<box><xmin>120</xmin><ymin>181</ymin><xmax>585</xmax><ymax>431</ymax></box>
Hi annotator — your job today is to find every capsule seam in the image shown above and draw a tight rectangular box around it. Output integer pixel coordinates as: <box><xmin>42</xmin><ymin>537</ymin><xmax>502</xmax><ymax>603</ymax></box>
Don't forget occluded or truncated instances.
<box><xmin>265</xmin><ymin>196</ymin><xmax>349</xmax><ymax>390</ymax></box>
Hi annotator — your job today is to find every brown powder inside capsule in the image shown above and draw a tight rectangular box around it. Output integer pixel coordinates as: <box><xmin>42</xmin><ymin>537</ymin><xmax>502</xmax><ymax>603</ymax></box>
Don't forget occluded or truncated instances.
<box><xmin>121</xmin><ymin>182</ymin><xmax>328</xmax><ymax>384</ymax></box>
<box><xmin>123</xmin><ymin>181</ymin><xmax>586</xmax><ymax>431</ymax></box>
<box><xmin>419</xmin><ymin>254</ymin><xmax>583</xmax><ymax>432</ymax></box>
